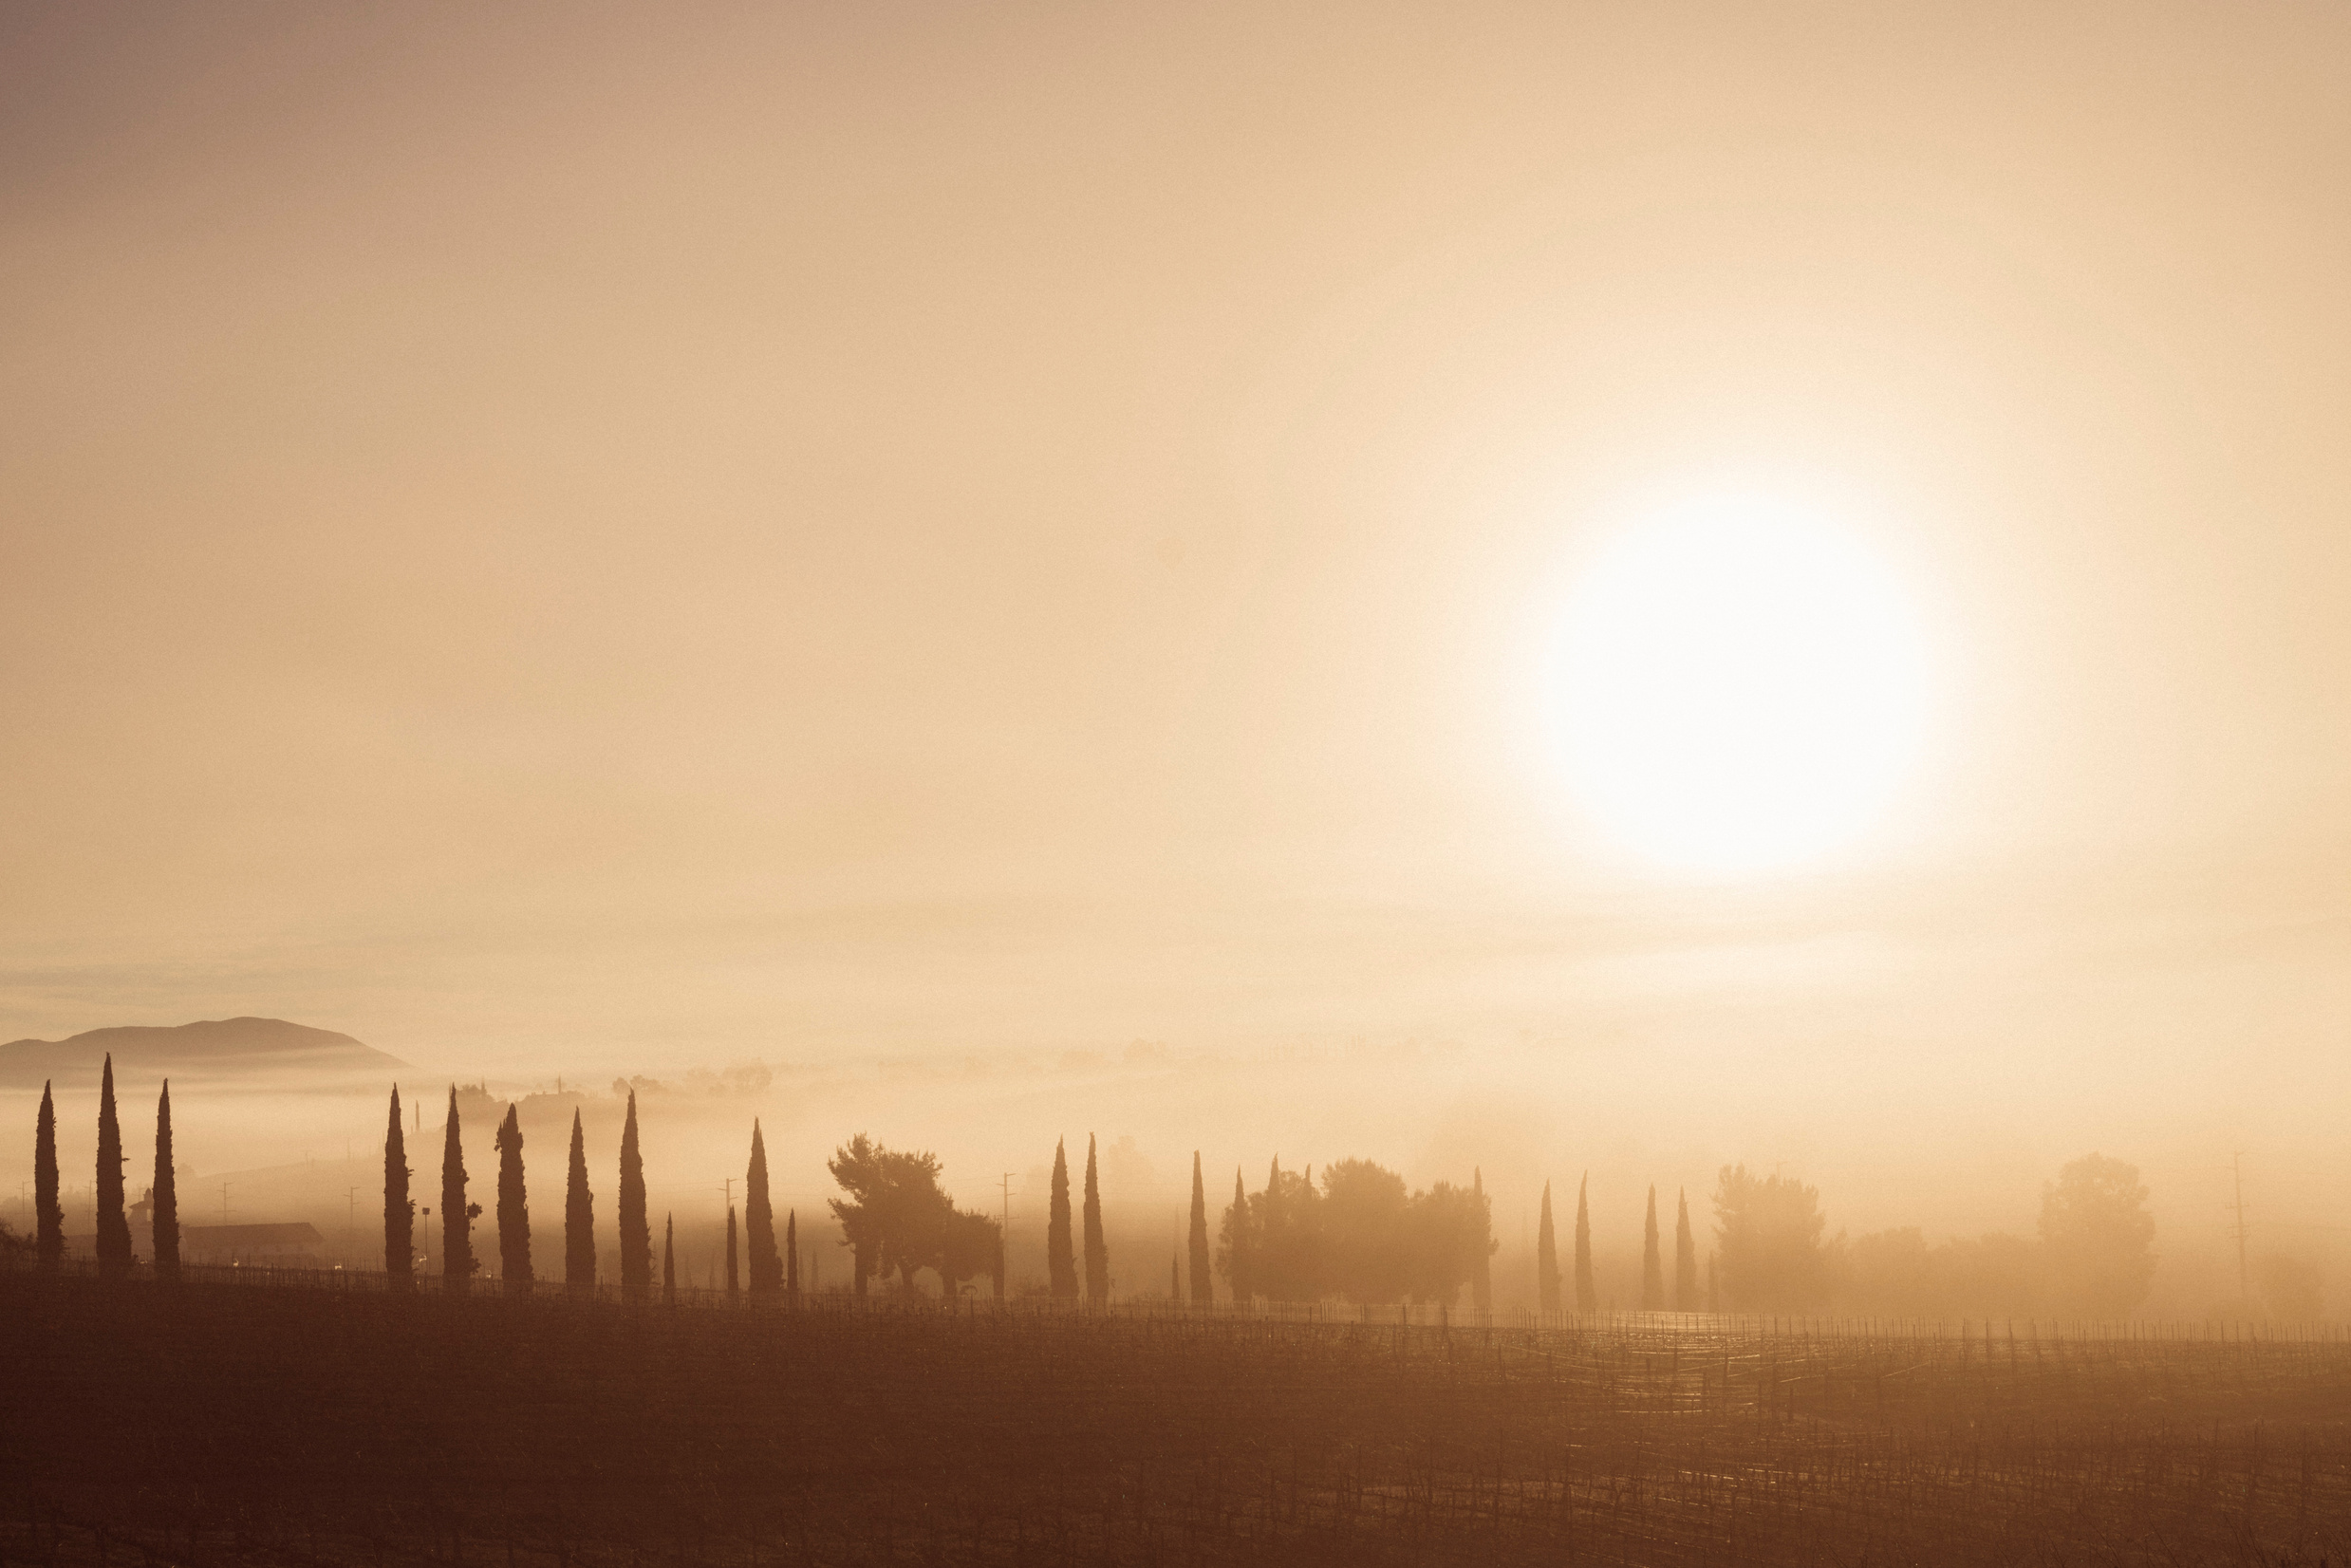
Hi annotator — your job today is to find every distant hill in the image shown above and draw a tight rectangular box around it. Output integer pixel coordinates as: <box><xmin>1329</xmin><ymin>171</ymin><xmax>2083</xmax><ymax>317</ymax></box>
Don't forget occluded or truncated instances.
<box><xmin>0</xmin><ymin>1017</ymin><xmax>408</xmax><ymax>1089</ymax></box>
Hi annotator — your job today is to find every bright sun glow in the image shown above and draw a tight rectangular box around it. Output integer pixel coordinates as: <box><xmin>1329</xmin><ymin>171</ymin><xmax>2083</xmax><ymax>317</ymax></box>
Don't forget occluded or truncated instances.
<box><xmin>1548</xmin><ymin>492</ymin><xmax>1931</xmax><ymax>873</ymax></box>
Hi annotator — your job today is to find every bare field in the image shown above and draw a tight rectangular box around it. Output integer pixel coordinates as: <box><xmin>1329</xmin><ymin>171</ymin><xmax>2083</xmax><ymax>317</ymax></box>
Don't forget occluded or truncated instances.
<box><xmin>3</xmin><ymin>1271</ymin><xmax>2346</xmax><ymax>1566</ymax></box>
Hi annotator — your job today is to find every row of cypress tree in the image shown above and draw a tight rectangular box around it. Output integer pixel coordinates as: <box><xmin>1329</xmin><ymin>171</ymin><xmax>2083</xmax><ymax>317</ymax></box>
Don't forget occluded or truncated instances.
<box><xmin>383</xmin><ymin>1086</ymin><xmax>800</xmax><ymax>1304</ymax></box>
<box><xmin>24</xmin><ymin>1056</ymin><xmax>179</xmax><ymax>1278</ymax></box>
<box><xmin>28</xmin><ymin>1073</ymin><xmax>1706</xmax><ymax>1315</ymax></box>
<box><xmin>1536</xmin><ymin>1177</ymin><xmax>1710</xmax><ymax>1313</ymax></box>
<box><xmin>1043</xmin><ymin>1133</ymin><xmax>1112</xmax><ymax>1301</ymax></box>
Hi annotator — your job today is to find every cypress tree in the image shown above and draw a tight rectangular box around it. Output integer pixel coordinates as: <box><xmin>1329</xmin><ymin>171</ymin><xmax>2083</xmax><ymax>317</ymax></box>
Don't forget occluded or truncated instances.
<box><xmin>619</xmin><ymin>1091</ymin><xmax>650</xmax><ymax>1304</ymax></box>
<box><xmin>662</xmin><ymin>1213</ymin><xmax>675</xmax><ymax>1307</ymax></box>
<box><xmin>1046</xmin><ymin>1138</ymin><xmax>1076</xmax><ymax>1299</ymax></box>
<box><xmin>724</xmin><ymin>1204</ymin><xmax>738</xmax><ymax>1300</ymax></box>
<box><xmin>1573</xmin><ymin>1172</ymin><xmax>1596</xmax><ymax>1314</ymax></box>
<box><xmin>1674</xmin><ymin>1187</ymin><xmax>1698</xmax><ymax>1310</ymax></box>
<box><xmin>1227</xmin><ymin>1167</ymin><xmax>1252</xmax><ymax>1304</ymax></box>
<box><xmin>95</xmin><ymin>1055</ymin><xmax>131</xmax><ymax>1276</ymax></box>
<box><xmin>1537</xmin><ymin>1181</ymin><xmax>1560</xmax><ymax>1315</ymax></box>
<box><xmin>785</xmin><ymin>1209</ymin><xmax>799</xmax><ymax>1300</ymax></box>
<box><xmin>992</xmin><ymin>1219</ymin><xmax>1005</xmax><ymax>1301</ymax></box>
<box><xmin>1170</xmin><ymin>1252</ymin><xmax>1180</xmax><ymax>1300</ymax></box>
<box><xmin>746</xmin><ymin>1120</ymin><xmax>779</xmax><ymax>1300</ymax></box>
<box><xmin>1082</xmin><ymin>1133</ymin><xmax>1109</xmax><ymax>1305</ymax></box>
<box><xmin>384</xmin><ymin>1087</ymin><xmax>413</xmax><ymax>1287</ymax></box>
<box><xmin>1471</xmin><ymin>1167</ymin><xmax>1493</xmax><ymax>1314</ymax></box>
<box><xmin>494</xmin><ymin>1104</ymin><xmax>532</xmax><ymax>1288</ymax></box>
<box><xmin>152</xmin><ymin>1081</ymin><xmax>178</xmax><ymax>1279</ymax></box>
<box><xmin>34</xmin><ymin>1081</ymin><xmax>62</xmax><ymax>1270</ymax></box>
<box><xmin>1186</xmin><ymin>1151</ymin><xmax>1212</xmax><ymax>1306</ymax></box>
<box><xmin>564</xmin><ymin>1110</ymin><xmax>595</xmax><ymax>1294</ymax></box>
<box><xmin>1261</xmin><ymin>1156</ymin><xmax>1282</xmax><ymax>1300</ymax></box>
<box><xmin>442</xmin><ymin>1086</ymin><xmax>476</xmax><ymax>1291</ymax></box>
<box><xmin>1640</xmin><ymin>1184</ymin><xmax>1665</xmax><ymax>1310</ymax></box>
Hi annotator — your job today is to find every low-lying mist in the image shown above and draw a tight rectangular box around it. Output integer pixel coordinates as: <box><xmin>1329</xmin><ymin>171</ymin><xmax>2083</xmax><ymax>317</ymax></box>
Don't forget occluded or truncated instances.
<box><xmin>4</xmin><ymin>1029</ymin><xmax>2335</xmax><ymax>1322</ymax></box>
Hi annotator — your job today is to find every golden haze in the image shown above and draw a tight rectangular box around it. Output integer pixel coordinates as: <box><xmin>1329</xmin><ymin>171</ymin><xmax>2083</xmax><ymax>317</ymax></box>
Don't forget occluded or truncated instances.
<box><xmin>4</xmin><ymin>3</ymin><xmax>2349</xmax><ymax>1313</ymax></box>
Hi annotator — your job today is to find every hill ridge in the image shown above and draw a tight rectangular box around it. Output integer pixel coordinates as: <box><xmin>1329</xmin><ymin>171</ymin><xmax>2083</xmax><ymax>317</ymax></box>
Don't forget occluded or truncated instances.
<box><xmin>0</xmin><ymin>1016</ymin><xmax>409</xmax><ymax>1087</ymax></box>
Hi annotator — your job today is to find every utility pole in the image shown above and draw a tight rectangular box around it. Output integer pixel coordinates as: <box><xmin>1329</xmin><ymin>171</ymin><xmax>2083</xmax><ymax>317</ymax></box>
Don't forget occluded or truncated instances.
<box><xmin>2230</xmin><ymin>1152</ymin><xmax>2250</xmax><ymax>1302</ymax></box>
<box><xmin>346</xmin><ymin>1186</ymin><xmax>360</xmax><ymax>1266</ymax></box>
<box><xmin>220</xmin><ymin>1182</ymin><xmax>232</xmax><ymax>1227</ymax></box>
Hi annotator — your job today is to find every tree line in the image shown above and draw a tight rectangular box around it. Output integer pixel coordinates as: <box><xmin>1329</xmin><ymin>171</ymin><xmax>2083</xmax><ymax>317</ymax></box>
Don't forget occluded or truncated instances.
<box><xmin>6</xmin><ymin>1069</ymin><xmax>2165</xmax><ymax>1318</ymax></box>
<box><xmin>383</xmin><ymin>1083</ymin><xmax>798</xmax><ymax>1303</ymax></box>
<box><xmin>4</xmin><ymin>1058</ymin><xmax>180</xmax><ymax>1277</ymax></box>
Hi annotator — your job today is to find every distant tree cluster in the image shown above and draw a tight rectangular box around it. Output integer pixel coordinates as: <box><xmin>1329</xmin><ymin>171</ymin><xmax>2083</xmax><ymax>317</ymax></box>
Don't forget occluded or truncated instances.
<box><xmin>1723</xmin><ymin>1154</ymin><xmax>2165</xmax><ymax>1319</ymax></box>
<box><xmin>1212</xmin><ymin>1156</ymin><xmax>1496</xmax><ymax>1307</ymax></box>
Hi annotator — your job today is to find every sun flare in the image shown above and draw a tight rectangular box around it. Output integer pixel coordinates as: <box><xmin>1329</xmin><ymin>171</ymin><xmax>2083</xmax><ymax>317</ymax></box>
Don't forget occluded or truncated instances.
<box><xmin>1548</xmin><ymin>493</ymin><xmax>1931</xmax><ymax>873</ymax></box>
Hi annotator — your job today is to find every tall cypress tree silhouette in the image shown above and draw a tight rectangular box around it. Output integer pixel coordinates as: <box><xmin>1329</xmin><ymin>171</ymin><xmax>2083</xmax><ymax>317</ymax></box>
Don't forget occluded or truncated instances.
<box><xmin>1674</xmin><ymin>1187</ymin><xmax>1698</xmax><ymax>1311</ymax></box>
<box><xmin>1537</xmin><ymin>1181</ymin><xmax>1560</xmax><ymax>1315</ymax></box>
<box><xmin>1186</xmin><ymin>1151</ymin><xmax>1212</xmax><ymax>1306</ymax></box>
<box><xmin>152</xmin><ymin>1081</ymin><xmax>178</xmax><ymax>1279</ymax></box>
<box><xmin>1471</xmin><ymin>1167</ymin><xmax>1494</xmax><ymax>1314</ymax></box>
<box><xmin>565</xmin><ymin>1110</ymin><xmax>595</xmax><ymax>1295</ymax></box>
<box><xmin>724</xmin><ymin>1204</ymin><xmax>738</xmax><ymax>1300</ymax></box>
<box><xmin>494</xmin><ymin>1104</ymin><xmax>532</xmax><ymax>1288</ymax></box>
<box><xmin>34</xmin><ymin>1081</ymin><xmax>62</xmax><ymax>1270</ymax></box>
<box><xmin>442</xmin><ymin>1087</ymin><xmax>476</xmax><ymax>1292</ymax></box>
<box><xmin>662</xmin><ymin>1213</ymin><xmax>675</xmax><ymax>1307</ymax></box>
<box><xmin>1082</xmin><ymin>1133</ymin><xmax>1109</xmax><ymax>1305</ymax></box>
<box><xmin>746</xmin><ymin>1120</ymin><xmax>779</xmax><ymax>1301</ymax></box>
<box><xmin>1573</xmin><ymin>1172</ymin><xmax>1596</xmax><ymax>1313</ymax></box>
<box><xmin>1261</xmin><ymin>1156</ymin><xmax>1284</xmax><ymax>1299</ymax></box>
<box><xmin>384</xmin><ymin>1087</ymin><xmax>413</xmax><ymax>1288</ymax></box>
<box><xmin>1046</xmin><ymin>1138</ymin><xmax>1076</xmax><ymax>1299</ymax></box>
<box><xmin>619</xmin><ymin>1091</ymin><xmax>650</xmax><ymax>1304</ymax></box>
<box><xmin>1640</xmin><ymin>1185</ymin><xmax>1665</xmax><ymax>1310</ymax></box>
<box><xmin>1227</xmin><ymin>1167</ymin><xmax>1252</xmax><ymax>1304</ymax></box>
<box><xmin>95</xmin><ymin>1055</ymin><xmax>131</xmax><ymax>1276</ymax></box>
<box><xmin>1171</xmin><ymin>1252</ymin><xmax>1180</xmax><ymax>1300</ymax></box>
<box><xmin>785</xmin><ymin>1209</ymin><xmax>799</xmax><ymax>1301</ymax></box>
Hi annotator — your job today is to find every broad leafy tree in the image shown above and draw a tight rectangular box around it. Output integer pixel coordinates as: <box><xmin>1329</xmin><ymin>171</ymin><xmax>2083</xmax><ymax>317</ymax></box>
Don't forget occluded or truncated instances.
<box><xmin>2040</xmin><ymin>1153</ymin><xmax>2156</xmax><ymax>1317</ymax></box>
<box><xmin>1712</xmin><ymin>1165</ymin><xmax>1831</xmax><ymax>1312</ymax></box>
<box><xmin>828</xmin><ymin>1132</ymin><xmax>953</xmax><ymax>1295</ymax></box>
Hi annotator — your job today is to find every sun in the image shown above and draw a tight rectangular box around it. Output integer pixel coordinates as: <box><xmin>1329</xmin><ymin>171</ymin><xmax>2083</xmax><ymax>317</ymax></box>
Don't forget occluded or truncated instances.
<box><xmin>1545</xmin><ymin>491</ymin><xmax>1931</xmax><ymax>873</ymax></box>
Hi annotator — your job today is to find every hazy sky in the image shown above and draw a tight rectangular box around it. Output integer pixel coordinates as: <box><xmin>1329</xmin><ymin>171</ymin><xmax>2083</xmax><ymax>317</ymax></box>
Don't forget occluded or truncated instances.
<box><xmin>6</xmin><ymin>0</ymin><xmax>2349</xmax><ymax>1188</ymax></box>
